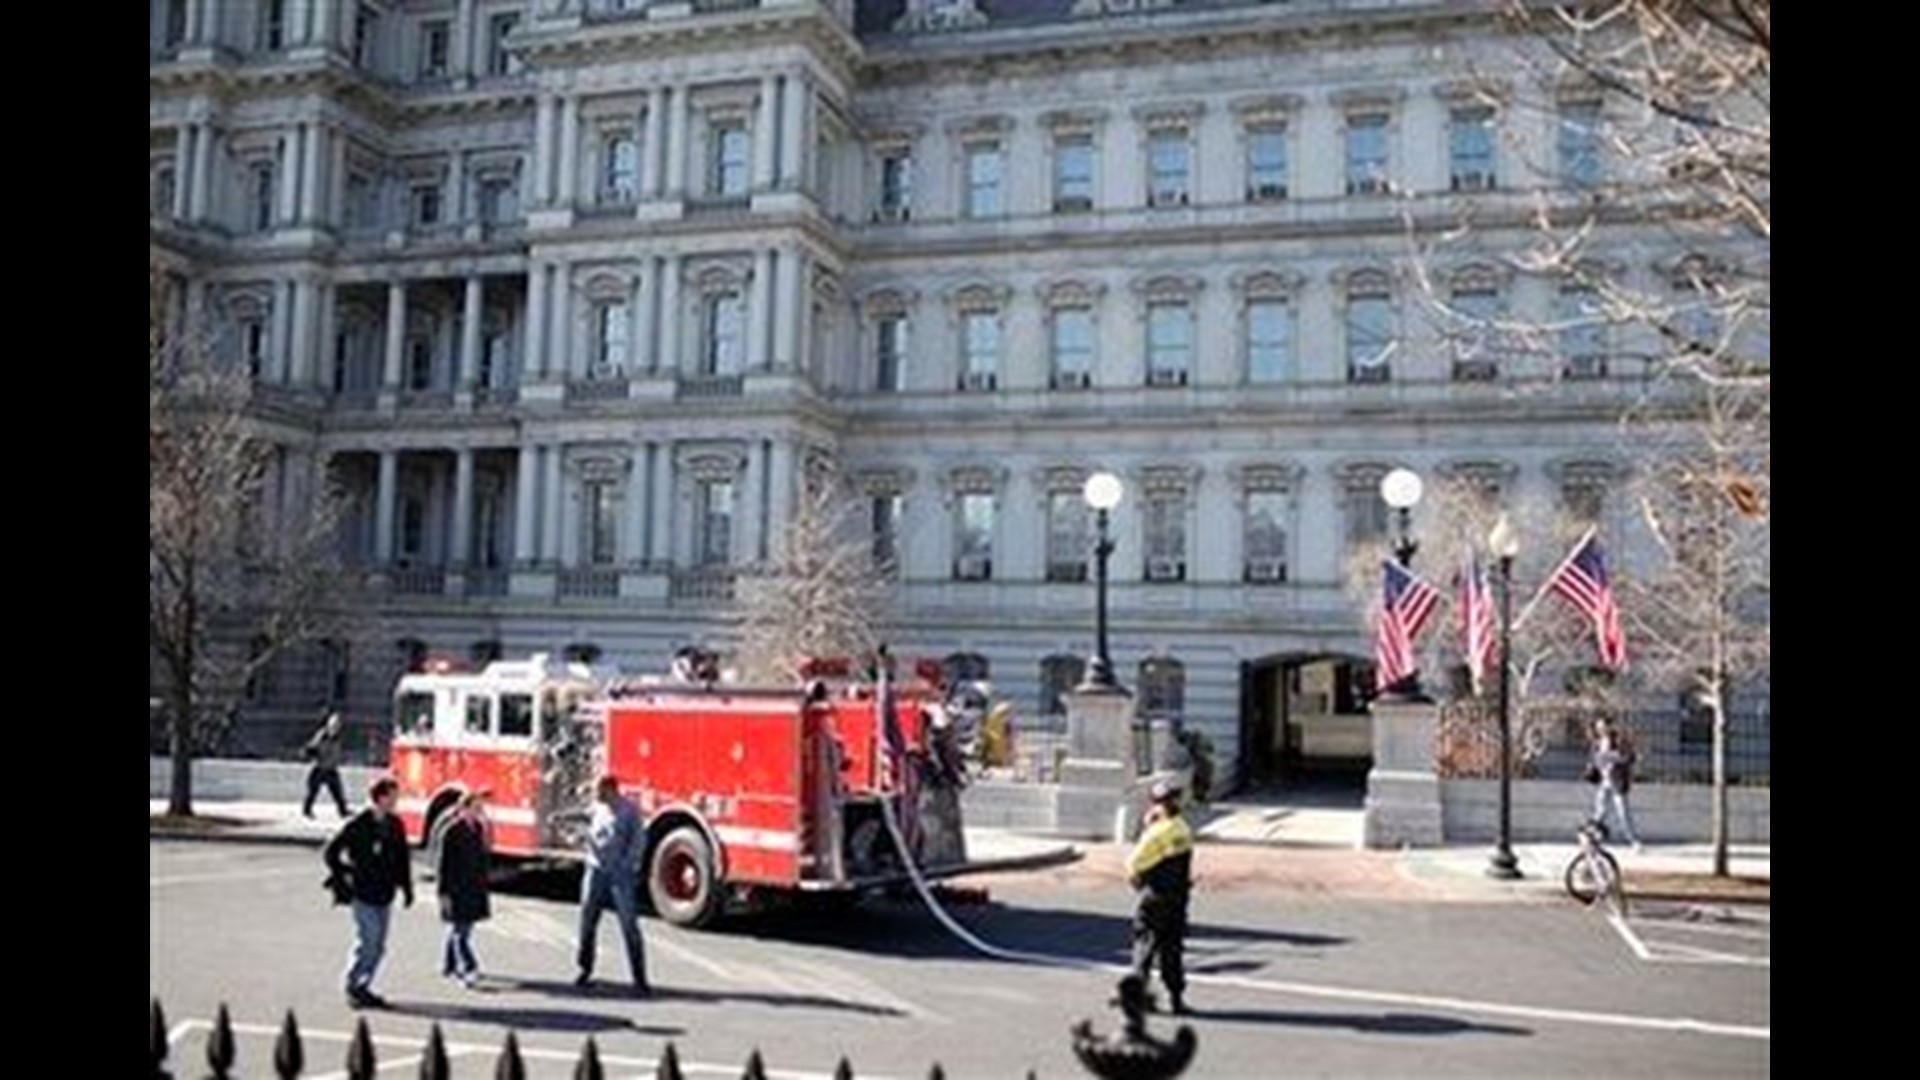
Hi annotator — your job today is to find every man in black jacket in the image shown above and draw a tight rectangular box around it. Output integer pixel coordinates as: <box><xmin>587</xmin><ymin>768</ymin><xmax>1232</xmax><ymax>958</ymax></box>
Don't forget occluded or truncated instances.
<box><xmin>323</xmin><ymin>776</ymin><xmax>414</xmax><ymax>1009</ymax></box>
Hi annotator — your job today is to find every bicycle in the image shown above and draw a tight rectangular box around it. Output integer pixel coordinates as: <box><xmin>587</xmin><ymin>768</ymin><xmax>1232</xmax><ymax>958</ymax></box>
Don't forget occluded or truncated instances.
<box><xmin>1563</xmin><ymin>818</ymin><xmax>1627</xmax><ymax>916</ymax></box>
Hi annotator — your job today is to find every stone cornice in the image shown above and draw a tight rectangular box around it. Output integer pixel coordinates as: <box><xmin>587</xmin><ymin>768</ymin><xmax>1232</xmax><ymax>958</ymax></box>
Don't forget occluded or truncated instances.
<box><xmin>519</xmin><ymin>7</ymin><xmax>865</xmax><ymax>90</ymax></box>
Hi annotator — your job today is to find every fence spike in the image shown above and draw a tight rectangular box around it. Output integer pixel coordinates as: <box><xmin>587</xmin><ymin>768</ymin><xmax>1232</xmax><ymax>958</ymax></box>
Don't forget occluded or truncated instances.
<box><xmin>834</xmin><ymin>1057</ymin><xmax>855</xmax><ymax>1080</ymax></box>
<box><xmin>655</xmin><ymin>1040</ymin><xmax>684</xmax><ymax>1080</ymax></box>
<box><xmin>151</xmin><ymin>998</ymin><xmax>169</xmax><ymax>1079</ymax></box>
<box><xmin>346</xmin><ymin>1016</ymin><xmax>379</xmax><ymax>1080</ymax></box>
<box><xmin>273</xmin><ymin>1010</ymin><xmax>305</xmax><ymax>1079</ymax></box>
<box><xmin>420</xmin><ymin>1023</ymin><xmax>451</xmax><ymax>1080</ymax></box>
<box><xmin>927</xmin><ymin>1065</ymin><xmax>947</xmax><ymax>1080</ymax></box>
<box><xmin>495</xmin><ymin>1031</ymin><xmax>526</xmax><ymax>1080</ymax></box>
<box><xmin>574</xmin><ymin>1035</ymin><xmax>605</xmax><ymax>1080</ymax></box>
<box><xmin>742</xmin><ymin>1048</ymin><xmax>769</xmax><ymax>1080</ymax></box>
<box><xmin>206</xmin><ymin>1003</ymin><xmax>237</xmax><ymax>1079</ymax></box>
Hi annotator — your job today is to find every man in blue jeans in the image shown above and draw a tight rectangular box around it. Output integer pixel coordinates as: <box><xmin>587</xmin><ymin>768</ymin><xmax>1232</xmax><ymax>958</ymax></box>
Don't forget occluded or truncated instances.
<box><xmin>322</xmin><ymin>776</ymin><xmax>414</xmax><ymax>1009</ymax></box>
<box><xmin>575</xmin><ymin>775</ymin><xmax>650</xmax><ymax>995</ymax></box>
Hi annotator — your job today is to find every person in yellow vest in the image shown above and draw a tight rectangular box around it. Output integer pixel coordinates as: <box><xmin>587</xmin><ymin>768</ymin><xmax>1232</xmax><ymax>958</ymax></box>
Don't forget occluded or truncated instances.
<box><xmin>1126</xmin><ymin>778</ymin><xmax>1194</xmax><ymax>1015</ymax></box>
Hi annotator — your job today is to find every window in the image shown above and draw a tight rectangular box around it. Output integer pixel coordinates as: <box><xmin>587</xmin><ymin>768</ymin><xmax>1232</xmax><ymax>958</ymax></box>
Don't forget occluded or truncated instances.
<box><xmin>477</xmin><ymin>176</ymin><xmax>518</xmax><ymax>225</ymax></box>
<box><xmin>703</xmin><ymin>293</ymin><xmax>744</xmax><ymax>376</ymax></box>
<box><xmin>1054</xmin><ymin>135</ymin><xmax>1094</xmax><ymax>212</ymax></box>
<box><xmin>394</xmin><ymin>690</ymin><xmax>432</xmax><ymax>736</ymax></box>
<box><xmin>407</xmin><ymin>336</ymin><xmax>434</xmax><ymax>391</ymax></box>
<box><xmin>601</xmin><ymin>133</ymin><xmax>638</xmax><ymax>202</ymax></box>
<box><xmin>259</xmin><ymin>0</ymin><xmax>286</xmax><ymax>50</ymax></box>
<box><xmin>151</xmin><ymin>164</ymin><xmax>176</xmax><ymax>217</ymax></box>
<box><xmin>352</xmin><ymin>4</ymin><xmax>377</xmax><ymax>68</ymax></box>
<box><xmin>961</xmin><ymin>311</ymin><xmax>998</xmax><ymax>391</ymax></box>
<box><xmin>1050</xmin><ymin>308</ymin><xmax>1094</xmax><ymax>389</ymax></box>
<box><xmin>696</xmin><ymin>479</ymin><xmax>734</xmax><ymax>566</ymax></box>
<box><xmin>412</xmin><ymin>183</ymin><xmax>442</xmax><ymax>227</ymax></box>
<box><xmin>870</xmin><ymin>494</ymin><xmax>903</xmax><ymax>574</ymax></box>
<box><xmin>1559</xmin><ymin>101</ymin><xmax>1602</xmax><ymax>188</ymax></box>
<box><xmin>1562</xmin><ymin>473</ymin><xmax>1608</xmax><ymax>523</ymax></box>
<box><xmin>1046</xmin><ymin>492</ymin><xmax>1090</xmax><ymax>583</ymax></box>
<box><xmin>1039</xmin><ymin>655</ymin><xmax>1086</xmax><ymax>719</ymax></box>
<box><xmin>711</xmin><ymin>124</ymin><xmax>749</xmax><ymax>198</ymax></box>
<box><xmin>1450</xmin><ymin>285</ymin><xmax>1501</xmax><ymax>381</ymax></box>
<box><xmin>955</xmin><ymin>493</ymin><xmax>996</xmax><ymax>580</ymax></box>
<box><xmin>499</xmin><ymin>693</ymin><xmax>534</xmax><ymax>738</ymax></box>
<box><xmin>487</xmin><ymin>13</ymin><xmax>521</xmax><ymax>76</ymax></box>
<box><xmin>1148</xmin><ymin>130</ymin><xmax>1190</xmax><ymax>206</ymax></box>
<box><xmin>400</xmin><ymin>498</ymin><xmax>426</xmax><ymax>562</ymax></box>
<box><xmin>595</xmin><ymin>301</ymin><xmax>631</xmax><ymax>374</ymax></box>
<box><xmin>1559</xmin><ymin>284</ymin><xmax>1607</xmax><ymax>378</ymax></box>
<box><xmin>585</xmin><ymin>480</ymin><xmax>618</xmax><ymax>566</ymax></box>
<box><xmin>241</xmin><ymin>318</ymin><xmax>268</xmax><ymax>379</ymax></box>
<box><xmin>163</xmin><ymin>0</ymin><xmax>188</xmax><ymax>47</ymax></box>
<box><xmin>464</xmin><ymin>693</ymin><xmax>493</xmax><ymax>736</ymax></box>
<box><xmin>1138</xmin><ymin>657</ymin><xmax>1185</xmax><ymax>720</ymax></box>
<box><xmin>1147</xmin><ymin>303</ymin><xmax>1192</xmax><ymax>387</ymax></box>
<box><xmin>250</xmin><ymin>162</ymin><xmax>276</xmax><ymax>233</ymax></box>
<box><xmin>1343</xmin><ymin>480</ymin><xmax>1389</xmax><ymax>551</ymax></box>
<box><xmin>874</xmin><ymin>315</ymin><xmax>908</xmax><ymax>392</ymax></box>
<box><xmin>1448</xmin><ymin>106</ymin><xmax>1497</xmax><ymax>191</ymax></box>
<box><xmin>1244</xmin><ymin>491</ymin><xmax>1289</xmax><ymax>583</ymax></box>
<box><xmin>1246</xmin><ymin>299</ymin><xmax>1293</xmax><ymax>384</ymax></box>
<box><xmin>1345</xmin><ymin>113</ymin><xmax>1390</xmax><ymax>195</ymax></box>
<box><xmin>1346</xmin><ymin>282</ymin><xmax>1394</xmax><ymax>383</ymax></box>
<box><xmin>878</xmin><ymin>151</ymin><xmax>912</xmax><ymax>219</ymax></box>
<box><xmin>1143</xmin><ymin>493</ymin><xmax>1187</xmax><ymax>582</ymax></box>
<box><xmin>418</xmin><ymin>20</ymin><xmax>450</xmax><ymax>78</ymax></box>
<box><xmin>346</xmin><ymin>173</ymin><xmax>377</xmax><ymax>228</ymax></box>
<box><xmin>480</xmin><ymin>330</ymin><xmax>512</xmax><ymax>389</ymax></box>
<box><xmin>966</xmin><ymin>143</ymin><xmax>1002</xmax><ymax>218</ymax></box>
<box><xmin>1247</xmin><ymin>125</ymin><xmax>1288</xmax><ymax>201</ymax></box>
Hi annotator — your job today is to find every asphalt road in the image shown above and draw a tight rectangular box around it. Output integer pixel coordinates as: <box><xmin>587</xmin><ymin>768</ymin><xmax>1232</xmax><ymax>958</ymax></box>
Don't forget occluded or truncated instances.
<box><xmin>151</xmin><ymin>840</ymin><xmax>1768</xmax><ymax>1078</ymax></box>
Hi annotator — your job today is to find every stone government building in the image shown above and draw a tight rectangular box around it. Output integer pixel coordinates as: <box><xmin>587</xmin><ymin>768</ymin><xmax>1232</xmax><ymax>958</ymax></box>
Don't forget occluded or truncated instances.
<box><xmin>149</xmin><ymin>0</ymin><xmax>1753</xmax><ymax>785</ymax></box>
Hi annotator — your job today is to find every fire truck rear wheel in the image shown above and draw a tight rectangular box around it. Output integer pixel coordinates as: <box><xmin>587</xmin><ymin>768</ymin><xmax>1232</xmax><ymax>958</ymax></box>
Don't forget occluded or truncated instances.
<box><xmin>648</xmin><ymin>826</ymin><xmax>722</xmax><ymax>929</ymax></box>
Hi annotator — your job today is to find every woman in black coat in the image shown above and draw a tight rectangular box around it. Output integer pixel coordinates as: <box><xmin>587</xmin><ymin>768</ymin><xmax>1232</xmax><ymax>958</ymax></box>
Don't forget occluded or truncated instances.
<box><xmin>437</xmin><ymin>791</ymin><xmax>492</xmax><ymax>986</ymax></box>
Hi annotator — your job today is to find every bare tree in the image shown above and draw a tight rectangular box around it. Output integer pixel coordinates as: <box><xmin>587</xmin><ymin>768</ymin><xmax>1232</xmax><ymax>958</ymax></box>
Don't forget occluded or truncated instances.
<box><xmin>150</xmin><ymin>269</ymin><xmax>352</xmax><ymax>816</ymax></box>
<box><xmin>734</xmin><ymin>466</ymin><xmax>895</xmax><ymax>685</ymax></box>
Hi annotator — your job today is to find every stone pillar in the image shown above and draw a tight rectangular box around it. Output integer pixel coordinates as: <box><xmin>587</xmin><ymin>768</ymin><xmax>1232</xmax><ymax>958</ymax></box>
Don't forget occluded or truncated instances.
<box><xmin>374</xmin><ymin>450</ymin><xmax>399</xmax><ymax>564</ymax></box>
<box><xmin>641</xmin><ymin>87</ymin><xmax>665</xmax><ymax>199</ymax></box>
<box><xmin>558</xmin><ymin>96</ymin><xmax>580</xmax><ymax>209</ymax></box>
<box><xmin>300</xmin><ymin>123</ymin><xmax>325</xmax><ymax>224</ymax></box>
<box><xmin>329</xmin><ymin>125</ymin><xmax>348</xmax><ymax>224</ymax></box>
<box><xmin>1057</xmin><ymin>687</ymin><xmax>1141</xmax><ymax>840</ymax></box>
<box><xmin>658</xmin><ymin>255</ymin><xmax>682</xmax><ymax>374</ymax></box>
<box><xmin>310</xmin><ymin>283</ymin><xmax>335</xmax><ymax>388</ymax></box>
<box><xmin>666</xmin><ymin>86</ymin><xmax>690</xmax><ymax>199</ymax></box>
<box><xmin>447</xmin><ymin>150</ymin><xmax>466</xmax><ymax>226</ymax></box>
<box><xmin>768</xmin><ymin>438</ymin><xmax>796</xmax><ymax>551</ymax></box>
<box><xmin>624</xmin><ymin>452</ymin><xmax>648</xmax><ymax>564</ymax></box>
<box><xmin>278</xmin><ymin>132</ymin><xmax>301</xmax><ymax>226</ymax></box>
<box><xmin>190</xmin><ymin>123</ymin><xmax>214</xmax><ymax>220</ymax></box>
<box><xmin>635</xmin><ymin>258</ymin><xmax>659</xmax><ymax>372</ymax></box>
<box><xmin>748</xmin><ymin>248</ymin><xmax>773</xmax><ymax>371</ymax></box>
<box><xmin>649</xmin><ymin>442</ymin><xmax>673</xmax><ymax>566</ymax></box>
<box><xmin>514</xmin><ymin>445</ymin><xmax>539</xmax><ymax>563</ymax></box>
<box><xmin>542</xmin><ymin>446</ymin><xmax>564</xmax><ymax>563</ymax></box>
<box><xmin>778</xmin><ymin>73</ymin><xmax>808</xmax><ymax>191</ymax></box>
<box><xmin>459</xmin><ymin>275</ymin><xmax>483</xmax><ymax>392</ymax></box>
<box><xmin>547</xmin><ymin>261</ymin><xmax>571</xmax><ymax>380</ymax></box>
<box><xmin>739</xmin><ymin>440</ymin><xmax>766</xmax><ymax>568</ymax></box>
<box><xmin>754</xmin><ymin>75</ymin><xmax>779</xmax><ymax>192</ymax></box>
<box><xmin>455</xmin><ymin>0</ymin><xmax>476</xmax><ymax>81</ymax></box>
<box><xmin>270</xmin><ymin>281</ymin><xmax>294</xmax><ymax>383</ymax></box>
<box><xmin>173</xmin><ymin>127</ymin><xmax>194</xmax><ymax>219</ymax></box>
<box><xmin>772</xmin><ymin>247</ymin><xmax>800</xmax><ymax>372</ymax></box>
<box><xmin>289</xmin><ymin>280</ymin><xmax>316</xmax><ymax>388</ymax></box>
<box><xmin>532</xmin><ymin>95</ymin><xmax>556</xmax><ymax>206</ymax></box>
<box><xmin>382</xmin><ymin>281</ymin><xmax>406</xmax><ymax>391</ymax></box>
<box><xmin>523</xmin><ymin>263</ymin><xmax>547</xmax><ymax>378</ymax></box>
<box><xmin>1363</xmin><ymin>698</ymin><xmax>1446</xmax><ymax>848</ymax></box>
<box><xmin>452</xmin><ymin>447</ymin><xmax>476</xmax><ymax>566</ymax></box>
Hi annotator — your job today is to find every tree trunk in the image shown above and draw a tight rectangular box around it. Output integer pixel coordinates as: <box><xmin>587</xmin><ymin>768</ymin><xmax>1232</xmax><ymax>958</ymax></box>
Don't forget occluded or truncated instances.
<box><xmin>1711</xmin><ymin>698</ymin><xmax>1729</xmax><ymax>877</ymax></box>
<box><xmin>168</xmin><ymin>684</ymin><xmax>195</xmax><ymax>818</ymax></box>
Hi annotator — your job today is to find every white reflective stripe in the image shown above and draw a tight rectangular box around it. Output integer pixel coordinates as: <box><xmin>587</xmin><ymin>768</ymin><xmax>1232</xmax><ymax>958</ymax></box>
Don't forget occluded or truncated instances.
<box><xmin>713</xmin><ymin>826</ymin><xmax>800</xmax><ymax>853</ymax></box>
<box><xmin>397</xmin><ymin>797</ymin><xmax>537</xmax><ymax>827</ymax></box>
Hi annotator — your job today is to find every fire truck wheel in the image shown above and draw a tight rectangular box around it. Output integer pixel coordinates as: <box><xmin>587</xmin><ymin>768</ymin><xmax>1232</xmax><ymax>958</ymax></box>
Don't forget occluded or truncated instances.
<box><xmin>648</xmin><ymin>826</ymin><xmax>722</xmax><ymax>928</ymax></box>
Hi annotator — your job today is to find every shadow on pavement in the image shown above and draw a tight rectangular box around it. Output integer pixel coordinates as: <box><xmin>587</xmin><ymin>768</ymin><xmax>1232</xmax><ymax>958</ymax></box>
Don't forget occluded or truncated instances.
<box><xmin>492</xmin><ymin>977</ymin><xmax>909</xmax><ymax>1020</ymax></box>
<box><xmin>1186</xmin><ymin>1007</ymin><xmax>1531</xmax><ymax>1038</ymax></box>
<box><xmin>385</xmin><ymin>998</ymin><xmax>681</xmax><ymax>1038</ymax></box>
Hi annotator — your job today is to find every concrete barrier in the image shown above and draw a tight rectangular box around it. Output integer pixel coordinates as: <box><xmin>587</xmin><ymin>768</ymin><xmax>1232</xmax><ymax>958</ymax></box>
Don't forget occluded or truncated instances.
<box><xmin>1441</xmin><ymin>778</ymin><xmax>1770</xmax><ymax>843</ymax></box>
<box><xmin>149</xmin><ymin>758</ymin><xmax>383</xmax><ymax>804</ymax></box>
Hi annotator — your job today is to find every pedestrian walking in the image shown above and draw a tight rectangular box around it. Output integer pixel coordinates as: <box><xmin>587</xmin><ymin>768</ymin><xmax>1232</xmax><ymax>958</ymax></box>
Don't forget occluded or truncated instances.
<box><xmin>1587</xmin><ymin>719</ymin><xmax>1642</xmax><ymax>852</ymax></box>
<box><xmin>575</xmin><ymin>775</ymin><xmax>650</xmax><ymax>995</ymax></box>
<box><xmin>302</xmin><ymin>712</ymin><xmax>350</xmax><ymax>819</ymax></box>
<box><xmin>1127</xmin><ymin>778</ymin><xmax>1194</xmax><ymax>1016</ymax></box>
<box><xmin>322</xmin><ymin>776</ymin><xmax>413</xmax><ymax>1009</ymax></box>
<box><xmin>436</xmin><ymin>790</ymin><xmax>492</xmax><ymax>988</ymax></box>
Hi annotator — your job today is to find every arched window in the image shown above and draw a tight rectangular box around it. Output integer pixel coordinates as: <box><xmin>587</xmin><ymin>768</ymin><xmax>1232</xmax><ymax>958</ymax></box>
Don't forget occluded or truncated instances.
<box><xmin>1138</xmin><ymin>656</ymin><xmax>1186</xmax><ymax>720</ymax></box>
<box><xmin>1039</xmin><ymin>654</ymin><xmax>1086</xmax><ymax>719</ymax></box>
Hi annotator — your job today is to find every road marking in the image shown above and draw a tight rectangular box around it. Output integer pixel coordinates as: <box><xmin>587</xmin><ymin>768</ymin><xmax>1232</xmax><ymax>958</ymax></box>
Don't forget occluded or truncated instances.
<box><xmin>1611</xmin><ymin>909</ymin><xmax>1770</xmax><ymax>967</ymax></box>
<box><xmin>773</xmin><ymin>956</ymin><xmax>942</xmax><ymax>1023</ymax></box>
<box><xmin>172</xmin><ymin>1019</ymin><xmax>901</xmax><ymax>1080</ymax></box>
<box><xmin>150</xmin><ymin>867</ymin><xmax>314</xmax><ymax>888</ymax></box>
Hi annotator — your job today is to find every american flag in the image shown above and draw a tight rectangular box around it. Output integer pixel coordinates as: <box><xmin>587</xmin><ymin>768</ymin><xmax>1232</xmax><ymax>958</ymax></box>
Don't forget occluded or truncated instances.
<box><xmin>1375</xmin><ymin>561</ymin><xmax>1441</xmax><ymax>692</ymax></box>
<box><xmin>1542</xmin><ymin>530</ymin><xmax>1628</xmax><ymax>670</ymax></box>
<box><xmin>1460</xmin><ymin>549</ymin><xmax>1497</xmax><ymax>695</ymax></box>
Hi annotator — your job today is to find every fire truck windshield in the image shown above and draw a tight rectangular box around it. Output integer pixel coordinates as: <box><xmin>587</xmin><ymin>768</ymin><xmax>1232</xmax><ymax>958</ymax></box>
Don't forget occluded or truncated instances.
<box><xmin>395</xmin><ymin>691</ymin><xmax>434</xmax><ymax>737</ymax></box>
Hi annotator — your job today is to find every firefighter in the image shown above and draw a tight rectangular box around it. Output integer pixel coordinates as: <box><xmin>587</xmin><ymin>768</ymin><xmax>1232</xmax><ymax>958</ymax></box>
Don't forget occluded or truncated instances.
<box><xmin>1126</xmin><ymin>778</ymin><xmax>1194</xmax><ymax>1015</ymax></box>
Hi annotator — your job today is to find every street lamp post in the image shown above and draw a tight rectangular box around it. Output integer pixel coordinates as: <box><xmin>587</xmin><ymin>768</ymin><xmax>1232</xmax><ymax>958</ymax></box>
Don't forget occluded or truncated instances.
<box><xmin>1080</xmin><ymin>471</ymin><xmax>1124</xmax><ymax>691</ymax></box>
<box><xmin>1379</xmin><ymin>468</ymin><xmax>1426</xmax><ymax>700</ymax></box>
<box><xmin>1486</xmin><ymin>514</ymin><xmax>1523</xmax><ymax>880</ymax></box>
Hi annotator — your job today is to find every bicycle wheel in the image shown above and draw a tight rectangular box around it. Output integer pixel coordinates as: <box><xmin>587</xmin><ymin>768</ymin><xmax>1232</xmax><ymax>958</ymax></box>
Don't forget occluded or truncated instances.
<box><xmin>1596</xmin><ymin>850</ymin><xmax>1628</xmax><ymax>918</ymax></box>
<box><xmin>1563</xmin><ymin>849</ymin><xmax>1621</xmax><ymax>907</ymax></box>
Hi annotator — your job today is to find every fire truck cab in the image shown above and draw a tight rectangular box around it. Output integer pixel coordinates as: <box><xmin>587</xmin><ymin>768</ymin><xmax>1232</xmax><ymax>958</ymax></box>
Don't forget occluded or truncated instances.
<box><xmin>390</xmin><ymin>654</ymin><xmax>973</xmax><ymax>928</ymax></box>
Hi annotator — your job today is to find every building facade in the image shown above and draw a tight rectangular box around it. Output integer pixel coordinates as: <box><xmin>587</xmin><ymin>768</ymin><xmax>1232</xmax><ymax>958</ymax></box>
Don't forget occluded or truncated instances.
<box><xmin>149</xmin><ymin>0</ymin><xmax>1752</xmax><ymax>782</ymax></box>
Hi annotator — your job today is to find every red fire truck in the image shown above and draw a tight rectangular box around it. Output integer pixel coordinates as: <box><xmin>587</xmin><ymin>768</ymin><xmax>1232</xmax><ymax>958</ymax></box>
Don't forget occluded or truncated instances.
<box><xmin>389</xmin><ymin>654</ymin><xmax>973</xmax><ymax>927</ymax></box>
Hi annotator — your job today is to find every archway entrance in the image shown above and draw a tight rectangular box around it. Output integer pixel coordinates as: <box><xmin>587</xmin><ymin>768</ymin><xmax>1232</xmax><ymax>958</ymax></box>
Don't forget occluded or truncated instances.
<box><xmin>1239</xmin><ymin>653</ymin><xmax>1376</xmax><ymax>793</ymax></box>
